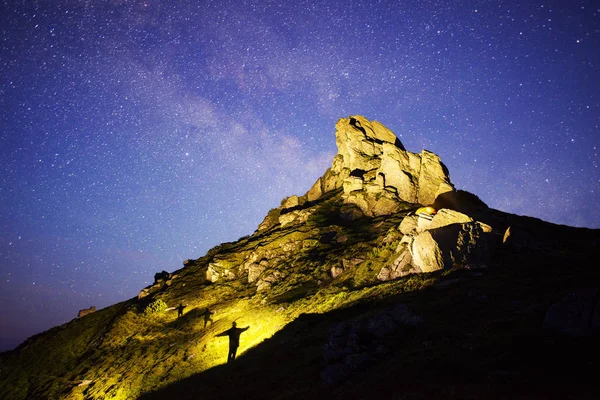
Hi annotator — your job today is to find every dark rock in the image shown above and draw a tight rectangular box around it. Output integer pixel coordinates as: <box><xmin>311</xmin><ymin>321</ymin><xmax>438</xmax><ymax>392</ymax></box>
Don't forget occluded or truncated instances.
<box><xmin>78</xmin><ymin>306</ymin><xmax>96</xmax><ymax>318</ymax></box>
<box><xmin>154</xmin><ymin>270</ymin><xmax>171</xmax><ymax>284</ymax></box>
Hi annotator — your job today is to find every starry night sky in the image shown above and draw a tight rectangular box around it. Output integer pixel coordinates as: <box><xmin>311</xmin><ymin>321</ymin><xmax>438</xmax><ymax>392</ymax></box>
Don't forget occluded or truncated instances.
<box><xmin>1</xmin><ymin>0</ymin><xmax>598</xmax><ymax>351</ymax></box>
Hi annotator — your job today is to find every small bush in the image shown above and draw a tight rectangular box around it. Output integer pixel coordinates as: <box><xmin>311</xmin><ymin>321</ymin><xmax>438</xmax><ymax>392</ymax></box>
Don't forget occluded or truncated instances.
<box><xmin>144</xmin><ymin>299</ymin><xmax>168</xmax><ymax>315</ymax></box>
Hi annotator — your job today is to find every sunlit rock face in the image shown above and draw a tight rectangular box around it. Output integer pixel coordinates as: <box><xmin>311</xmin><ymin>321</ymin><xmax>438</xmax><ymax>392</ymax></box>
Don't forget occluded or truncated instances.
<box><xmin>257</xmin><ymin>115</ymin><xmax>455</xmax><ymax>231</ymax></box>
<box><xmin>308</xmin><ymin>115</ymin><xmax>454</xmax><ymax>216</ymax></box>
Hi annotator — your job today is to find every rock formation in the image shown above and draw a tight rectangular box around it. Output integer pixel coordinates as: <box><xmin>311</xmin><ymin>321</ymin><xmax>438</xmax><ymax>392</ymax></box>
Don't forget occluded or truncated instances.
<box><xmin>378</xmin><ymin>208</ymin><xmax>491</xmax><ymax>280</ymax></box>
<box><xmin>317</xmin><ymin>115</ymin><xmax>454</xmax><ymax>216</ymax></box>
<box><xmin>259</xmin><ymin>115</ymin><xmax>456</xmax><ymax>230</ymax></box>
<box><xmin>77</xmin><ymin>306</ymin><xmax>96</xmax><ymax>318</ymax></box>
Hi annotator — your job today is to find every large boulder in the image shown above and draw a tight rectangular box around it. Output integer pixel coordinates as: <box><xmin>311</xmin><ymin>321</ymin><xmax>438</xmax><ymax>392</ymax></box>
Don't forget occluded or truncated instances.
<box><xmin>411</xmin><ymin>222</ymin><xmax>488</xmax><ymax>272</ymax></box>
<box><xmin>78</xmin><ymin>306</ymin><xmax>96</xmax><ymax>318</ymax></box>
<box><xmin>261</xmin><ymin>116</ymin><xmax>456</xmax><ymax>227</ymax></box>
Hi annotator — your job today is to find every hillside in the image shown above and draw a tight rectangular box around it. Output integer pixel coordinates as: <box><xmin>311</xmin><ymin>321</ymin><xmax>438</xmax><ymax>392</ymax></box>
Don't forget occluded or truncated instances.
<box><xmin>1</xmin><ymin>116</ymin><xmax>599</xmax><ymax>400</ymax></box>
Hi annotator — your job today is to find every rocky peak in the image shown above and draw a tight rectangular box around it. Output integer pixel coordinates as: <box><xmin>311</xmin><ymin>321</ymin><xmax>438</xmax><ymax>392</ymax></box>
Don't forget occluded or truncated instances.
<box><xmin>268</xmin><ymin>116</ymin><xmax>455</xmax><ymax>228</ymax></box>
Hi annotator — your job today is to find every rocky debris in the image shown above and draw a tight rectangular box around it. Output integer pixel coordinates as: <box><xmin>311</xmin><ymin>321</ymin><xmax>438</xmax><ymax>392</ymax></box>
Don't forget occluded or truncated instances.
<box><xmin>256</xmin><ymin>270</ymin><xmax>286</xmax><ymax>292</ymax></box>
<box><xmin>78</xmin><ymin>306</ymin><xmax>96</xmax><ymax>318</ymax></box>
<box><xmin>332</xmin><ymin>259</ymin><xmax>364</xmax><ymax>279</ymax></box>
<box><xmin>336</xmin><ymin>234</ymin><xmax>348</xmax><ymax>243</ymax></box>
<box><xmin>154</xmin><ymin>270</ymin><xmax>171</xmax><ymax>284</ymax></box>
<box><xmin>248</xmin><ymin>260</ymin><xmax>269</xmax><ymax>283</ymax></box>
<box><xmin>543</xmin><ymin>289</ymin><xmax>600</xmax><ymax>337</ymax></box>
<box><xmin>322</xmin><ymin>304</ymin><xmax>421</xmax><ymax>385</ymax></box>
<box><xmin>206</xmin><ymin>259</ymin><xmax>237</xmax><ymax>283</ymax></box>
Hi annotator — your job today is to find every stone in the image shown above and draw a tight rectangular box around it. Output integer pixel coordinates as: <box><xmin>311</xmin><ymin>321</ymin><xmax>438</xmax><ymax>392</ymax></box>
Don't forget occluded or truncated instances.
<box><xmin>412</xmin><ymin>222</ymin><xmax>488</xmax><ymax>272</ymax></box>
<box><xmin>206</xmin><ymin>260</ymin><xmax>237</xmax><ymax>283</ymax></box>
<box><xmin>248</xmin><ymin>260</ymin><xmax>268</xmax><ymax>283</ymax></box>
<box><xmin>428</xmin><ymin>208</ymin><xmax>473</xmax><ymax>230</ymax></box>
<box><xmin>78</xmin><ymin>306</ymin><xmax>96</xmax><ymax>318</ymax></box>
<box><xmin>411</xmin><ymin>231</ymin><xmax>445</xmax><ymax>272</ymax></box>
<box><xmin>343</xmin><ymin>177</ymin><xmax>363</xmax><ymax>193</ymax></box>
<box><xmin>399</xmin><ymin>214</ymin><xmax>419</xmax><ymax>235</ymax></box>
<box><xmin>377</xmin><ymin>247</ymin><xmax>420</xmax><ymax>281</ymax></box>
<box><xmin>306</xmin><ymin>177</ymin><xmax>323</xmax><ymax>202</ymax></box>
<box><xmin>154</xmin><ymin>270</ymin><xmax>171</xmax><ymax>284</ymax></box>
<box><xmin>278</xmin><ymin>209</ymin><xmax>313</xmax><ymax>227</ymax></box>
<box><xmin>331</xmin><ymin>266</ymin><xmax>344</xmax><ymax>278</ymax></box>
<box><xmin>416</xmin><ymin>213</ymin><xmax>434</xmax><ymax>232</ymax></box>
<box><xmin>256</xmin><ymin>271</ymin><xmax>285</xmax><ymax>291</ymax></box>
<box><xmin>292</xmin><ymin>115</ymin><xmax>453</xmax><ymax>221</ymax></box>
<box><xmin>281</xmin><ymin>195</ymin><xmax>299</xmax><ymax>209</ymax></box>
<box><xmin>417</xmin><ymin>150</ymin><xmax>453</xmax><ymax>206</ymax></box>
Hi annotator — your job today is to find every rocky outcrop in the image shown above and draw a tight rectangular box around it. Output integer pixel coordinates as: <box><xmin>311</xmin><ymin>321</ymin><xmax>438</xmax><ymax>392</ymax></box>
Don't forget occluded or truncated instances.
<box><xmin>257</xmin><ymin>115</ymin><xmax>455</xmax><ymax>231</ymax></box>
<box><xmin>206</xmin><ymin>259</ymin><xmax>237</xmax><ymax>283</ymax></box>
<box><xmin>78</xmin><ymin>306</ymin><xmax>96</xmax><ymax>318</ymax></box>
<box><xmin>328</xmin><ymin>116</ymin><xmax>454</xmax><ymax>216</ymax></box>
<box><xmin>154</xmin><ymin>270</ymin><xmax>171</xmax><ymax>284</ymax></box>
<box><xmin>379</xmin><ymin>208</ymin><xmax>491</xmax><ymax>280</ymax></box>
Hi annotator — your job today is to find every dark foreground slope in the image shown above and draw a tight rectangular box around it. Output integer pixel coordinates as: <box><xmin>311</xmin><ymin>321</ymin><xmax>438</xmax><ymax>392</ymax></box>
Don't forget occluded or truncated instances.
<box><xmin>140</xmin><ymin>220</ymin><xmax>600</xmax><ymax>400</ymax></box>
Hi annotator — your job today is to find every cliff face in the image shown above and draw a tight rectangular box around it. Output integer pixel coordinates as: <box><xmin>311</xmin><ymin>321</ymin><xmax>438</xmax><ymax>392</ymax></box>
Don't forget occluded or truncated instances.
<box><xmin>258</xmin><ymin>115</ymin><xmax>455</xmax><ymax>231</ymax></box>
<box><xmin>1</xmin><ymin>116</ymin><xmax>598</xmax><ymax>400</ymax></box>
<box><xmin>303</xmin><ymin>115</ymin><xmax>453</xmax><ymax>217</ymax></box>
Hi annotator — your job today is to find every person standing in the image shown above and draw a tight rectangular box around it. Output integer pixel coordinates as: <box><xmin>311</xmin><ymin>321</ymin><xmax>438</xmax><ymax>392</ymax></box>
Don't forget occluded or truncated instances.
<box><xmin>215</xmin><ymin>322</ymin><xmax>249</xmax><ymax>363</ymax></box>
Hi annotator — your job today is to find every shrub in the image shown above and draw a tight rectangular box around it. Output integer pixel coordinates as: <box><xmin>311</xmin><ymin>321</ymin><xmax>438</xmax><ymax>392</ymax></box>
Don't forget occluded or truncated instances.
<box><xmin>144</xmin><ymin>299</ymin><xmax>168</xmax><ymax>315</ymax></box>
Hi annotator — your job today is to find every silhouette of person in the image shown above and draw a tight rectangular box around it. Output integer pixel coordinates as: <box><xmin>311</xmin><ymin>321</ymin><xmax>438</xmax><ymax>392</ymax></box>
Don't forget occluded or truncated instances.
<box><xmin>177</xmin><ymin>303</ymin><xmax>186</xmax><ymax>318</ymax></box>
<box><xmin>215</xmin><ymin>322</ymin><xmax>249</xmax><ymax>363</ymax></box>
<box><xmin>203</xmin><ymin>308</ymin><xmax>214</xmax><ymax>328</ymax></box>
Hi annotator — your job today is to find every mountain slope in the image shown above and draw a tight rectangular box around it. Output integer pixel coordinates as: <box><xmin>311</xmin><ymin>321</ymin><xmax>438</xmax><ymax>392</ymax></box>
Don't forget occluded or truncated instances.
<box><xmin>1</xmin><ymin>116</ymin><xmax>599</xmax><ymax>400</ymax></box>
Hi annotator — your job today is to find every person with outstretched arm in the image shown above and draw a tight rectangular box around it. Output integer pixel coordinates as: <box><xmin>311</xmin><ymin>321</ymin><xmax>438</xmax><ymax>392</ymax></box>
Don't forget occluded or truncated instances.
<box><xmin>215</xmin><ymin>321</ymin><xmax>249</xmax><ymax>363</ymax></box>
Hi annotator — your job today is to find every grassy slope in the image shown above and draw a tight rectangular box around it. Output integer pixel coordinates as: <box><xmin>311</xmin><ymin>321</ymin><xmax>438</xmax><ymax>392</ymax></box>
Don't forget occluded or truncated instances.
<box><xmin>141</xmin><ymin>222</ymin><xmax>600</xmax><ymax>400</ymax></box>
<box><xmin>1</xmin><ymin>192</ymin><xmax>599</xmax><ymax>399</ymax></box>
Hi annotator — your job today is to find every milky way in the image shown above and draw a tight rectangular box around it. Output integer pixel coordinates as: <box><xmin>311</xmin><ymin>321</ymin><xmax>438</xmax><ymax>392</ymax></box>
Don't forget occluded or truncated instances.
<box><xmin>1</xmin><ymin>0</ymin><xmax>598</xmax><ymax>350</ymax></box>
